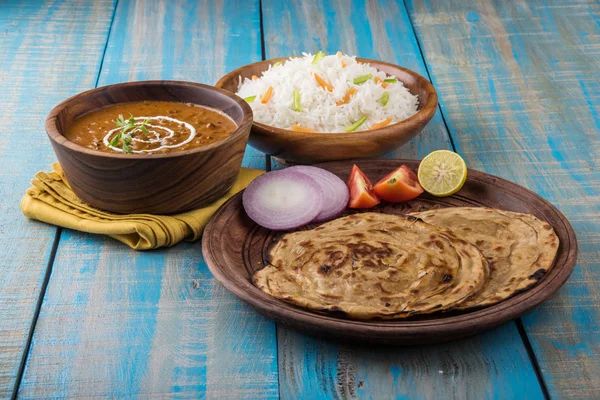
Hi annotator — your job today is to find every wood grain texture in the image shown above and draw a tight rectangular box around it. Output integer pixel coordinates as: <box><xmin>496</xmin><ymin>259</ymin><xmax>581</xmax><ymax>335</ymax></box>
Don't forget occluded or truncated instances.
<box><xmin>18</xmin><ymin>1</ymin><xmax>278</xmax><ymax>398</ymax></box>
<box><xmin>20</xmin><ymin>231</ymin><xmax>278</xmax><ymax>398</ymax></box>
<box><xmin>277</xmin><ymin>323</ymin><xmax>540</xmax><ymax>400</ymax></box>
<box><xmin>0</xmin><ymin>0</ymin><xmax>116</xmax><ymax>397</ymax></box>
<box><xmin>262</xmin><ymin>0</ymin><xmax>544</xmax><ymax>398</ymax></box>
<box><xmin>204</xmin><ymin>158</ymin><xmax>576</xmax><ymax>345</ymax></box>
<box><xmin>48</xmin><ymin>81</ymin><xmax>252</xmax><ymax>214</ymax></box>
<box><xmin>405</xmin><ymin>0</ymin><xmax>600</xmax><ymax>398</ymax></box>
<box><xmin>215</xmin><ymin>58</ymin><xmax>438</xmax><ymax>164</ymax></box>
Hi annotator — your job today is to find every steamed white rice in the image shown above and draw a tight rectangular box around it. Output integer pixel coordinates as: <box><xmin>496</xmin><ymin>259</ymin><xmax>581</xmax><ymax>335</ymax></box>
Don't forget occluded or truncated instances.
<box><xmin>235</xmin><ymin>52</ymin><xmax>419</xmax><ymax>133</ymax></box>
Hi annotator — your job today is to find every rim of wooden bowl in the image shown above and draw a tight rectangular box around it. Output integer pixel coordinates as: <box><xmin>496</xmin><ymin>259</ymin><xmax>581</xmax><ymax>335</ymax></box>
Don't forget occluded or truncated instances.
<box><xmin>215</xmin><ymin>57</ymin><xmax>439</xmax><ymax>140</ymax></box>
<box><xmin>45</xmin><ymin>80</ymin><xmax>253</xmax><ymax>159</ymax></box>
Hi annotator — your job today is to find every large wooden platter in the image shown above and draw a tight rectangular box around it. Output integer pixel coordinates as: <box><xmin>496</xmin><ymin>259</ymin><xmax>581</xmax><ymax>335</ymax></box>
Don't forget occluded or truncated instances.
<box><xmin>202</xmin><ymin>159</ymin><xmax>577</xmax><ymax>345</ymax></box>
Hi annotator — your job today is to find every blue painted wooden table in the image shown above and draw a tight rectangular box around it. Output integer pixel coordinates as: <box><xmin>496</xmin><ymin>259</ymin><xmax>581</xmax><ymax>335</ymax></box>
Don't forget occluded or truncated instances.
<box><xmin>1</xmin><ymin>0</ymin><xmax>598</xmax><ymax>398</ymax></box>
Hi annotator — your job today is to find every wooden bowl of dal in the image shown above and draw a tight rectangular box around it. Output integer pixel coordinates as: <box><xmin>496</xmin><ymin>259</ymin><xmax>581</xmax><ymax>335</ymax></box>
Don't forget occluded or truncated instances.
<box><xmin>45</xmin><ymin>81</ymin><xmax>253</xmax><ymax>214</ymax></box>
<box><xmin>215</xmin><ymin>58</ymin><xmax>438</xmax><ymax>164</ymax></box>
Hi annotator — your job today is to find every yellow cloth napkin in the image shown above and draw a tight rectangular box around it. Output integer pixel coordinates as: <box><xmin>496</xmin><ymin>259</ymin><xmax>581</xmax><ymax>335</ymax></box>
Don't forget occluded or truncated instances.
<box><xmin>21</xmin><ymin>163</ymin><xmax>264</xmax><ymax>250</ymax></box>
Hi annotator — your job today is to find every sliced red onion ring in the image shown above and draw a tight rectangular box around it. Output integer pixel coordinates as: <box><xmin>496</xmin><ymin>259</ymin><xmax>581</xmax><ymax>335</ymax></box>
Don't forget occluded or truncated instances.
<box><xmin>285</xmin><ymin>166</ymin><xmax>350</xmax><ymax>223</ymax></box>
<box><xmin>242</xmin><ymin>170</ymin><xmax>323</xmax><ymax>230</ymax></box>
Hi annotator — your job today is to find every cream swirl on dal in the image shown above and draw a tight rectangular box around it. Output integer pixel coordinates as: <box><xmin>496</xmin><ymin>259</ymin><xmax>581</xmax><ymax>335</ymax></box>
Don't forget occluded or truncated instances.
<box><xmin>103</xmin><ymin>116</ymin><xmax>197</xmax><ymax>153</ymax></box>
<box><xmin>64</xmin><ymin>101</ymin><xmax>237</xmax><ymax>155</ymax></box>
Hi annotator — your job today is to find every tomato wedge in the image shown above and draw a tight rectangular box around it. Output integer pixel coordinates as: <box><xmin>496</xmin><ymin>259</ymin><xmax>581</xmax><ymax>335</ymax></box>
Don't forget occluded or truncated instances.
<box><xmin>373</xmin><ymin>165</ymin><xmax>423</xmax><ymax>203</ymax></box>
<box><xmin>347</xmin><ymin>165</ymin><xmax>380</xmax><ymax>208</ymax></box>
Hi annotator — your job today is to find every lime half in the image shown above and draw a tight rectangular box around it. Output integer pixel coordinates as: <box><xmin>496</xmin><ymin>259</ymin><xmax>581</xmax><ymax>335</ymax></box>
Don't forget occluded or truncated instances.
<box><xmin>418</xmin><ymin>150</ymin><xmax>467</xmax><ymax>197</ymax></box>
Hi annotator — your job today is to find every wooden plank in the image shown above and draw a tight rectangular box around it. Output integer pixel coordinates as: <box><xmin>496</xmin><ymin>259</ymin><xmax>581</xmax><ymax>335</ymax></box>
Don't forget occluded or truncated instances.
<box><xmin>0</xmin><ymin>0</ymin><xmax>116</xmax><ymax>397</ymax></box>
<box><xmin>262</xmin><ymin>1</ymin><xmax>544</xmax><ymax>398</ymax></box>
<box><xmin>18</xmin><ymin>1</ymin><xmax>278</xmax><ymax>398</ymax></box>
<box><xmin>278</xmin><ymin>323</ymin><xmax>540</xmax><ymax>400</ymax></box>
<box><xmin>405</xmin><ymin>0</ymin><xmax>600</xmax><ymax>398</ymax></box>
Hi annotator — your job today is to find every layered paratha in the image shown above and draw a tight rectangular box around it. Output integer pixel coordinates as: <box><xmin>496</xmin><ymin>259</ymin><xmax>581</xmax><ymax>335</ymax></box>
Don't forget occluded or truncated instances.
<box><xmin>253</xmin><ymin>212</ymin><xmax>489</xmax><ymax>319</ymax></box>
<box><xmin>411</xmin><ymin>207</ymin><xmax>559</xmax><ymax>309</ymax></box>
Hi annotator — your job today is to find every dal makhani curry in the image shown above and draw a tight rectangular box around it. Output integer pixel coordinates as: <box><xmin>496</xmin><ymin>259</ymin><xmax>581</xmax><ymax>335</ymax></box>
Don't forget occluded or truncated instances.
<box><xmin>64</xmin><ymin>101</ymin><xmax>237</xmax><ymax>154</ymax></box>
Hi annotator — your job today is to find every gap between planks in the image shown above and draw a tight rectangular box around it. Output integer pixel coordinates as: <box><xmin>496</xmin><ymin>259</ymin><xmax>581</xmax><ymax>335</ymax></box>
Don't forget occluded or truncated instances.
<box><xmin>517</xmin><ymin>318</ymin><xmax>551</xmax><ymax>400</ymax></box>
<box><xmin>95</xmin><ymin>0</ymin><xmax>120</xmax><ymax>88</ymax></box>
<box><xmin>11</xmin><ymin>228</ymin><xmax>61</xmax><ymax>400</ymax></box>
<box><xmin>402</xmin><ymin>0</ymin><xmax>551</xmax><ymax>396</ymax></box>
<box><xmin>259</xmin><ymin>1</ymin><xmax>281</xmax><ymax>398</ymax></box>
<box><xmin>11</xmin><ymin>1</ymin><xmax>120</xmax><ymax>398</ymax></box>
<box><xmin>402</xmin><ymin>0</ymin><xmax>456</xmax><ymax>153</ymax></box>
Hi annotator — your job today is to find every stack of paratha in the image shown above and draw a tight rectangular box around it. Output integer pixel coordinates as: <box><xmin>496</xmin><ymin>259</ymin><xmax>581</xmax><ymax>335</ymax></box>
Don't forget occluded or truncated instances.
<box><xmin>411</xmin><ymin>207</ymin><xmax>559</xmax><ymax>309</ymax></box>
<box><xmin>253</xmin><ymin>207</ymin><xmax>559</xmax><ymax>319</ymax></box>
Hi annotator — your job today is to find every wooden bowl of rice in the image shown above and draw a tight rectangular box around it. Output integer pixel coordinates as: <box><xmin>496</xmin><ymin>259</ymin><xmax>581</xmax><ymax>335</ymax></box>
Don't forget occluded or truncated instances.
<box><xmin>216</xmin><ymin>57</ymin><xmax>437</xmax><ymax>165</ymax></box>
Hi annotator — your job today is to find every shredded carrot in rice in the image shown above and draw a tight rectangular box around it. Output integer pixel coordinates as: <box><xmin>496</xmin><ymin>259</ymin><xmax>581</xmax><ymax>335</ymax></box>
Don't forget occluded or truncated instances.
<box><xmin>374</xmin><ymin>77</ymin><xmax>388</xmax><ymax>88</ymax></box>
<box><xmin>313</xmin><ymin>73</ymin><xmax>334</xmax><ymax>92</ymax></box>
<box><xmin>234</xmin><ymin>53</ymin><xmax>419</xmax><ymax>134</ymax></box>
<box><xmin>261</xmin><ymin>86</ymin><xmax>273</xmax><ymax>103</ymax></box>
<box><xmin>336</xmin><ymin>87</ymin><xmax>357</xmax><ymax>106</ymax></box>
<box><xmin>291</xmin><ymin>124</ymin><xmax>317</xmax><ymax>133</ymax></box>
<box><xmin>371</xmin><ymin>118</ymin><xmax>392</xmax><ymax>129</ymax></box>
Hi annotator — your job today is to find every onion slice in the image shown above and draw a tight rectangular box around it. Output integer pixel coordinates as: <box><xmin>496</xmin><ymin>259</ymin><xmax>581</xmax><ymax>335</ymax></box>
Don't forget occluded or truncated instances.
<box><xmin>285</xmin><ymin>166</ymin><xmax>349</xmax><ymax>223</ymax></box>
<box><xmin>242</xmin><ymin>170</ymin><xmax>323</xmax><ymax>230</ymax></box>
